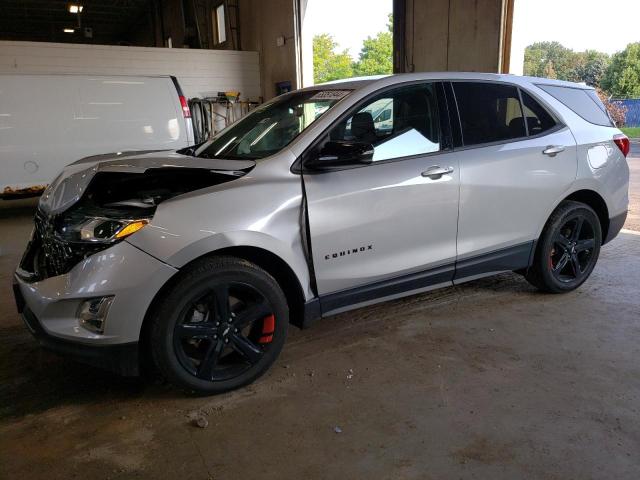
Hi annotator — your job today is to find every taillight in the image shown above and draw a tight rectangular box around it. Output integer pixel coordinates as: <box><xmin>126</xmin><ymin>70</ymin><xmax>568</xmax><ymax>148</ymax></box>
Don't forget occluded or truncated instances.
<box><xmin>613</xmin><ymin>133</ymin><xmax>630</xmax><ymax>157</ymax></box>
<box><xmin>179</xmin><ymin>95</ymin><xmax>191</xmax><ymax>118</ymax></box>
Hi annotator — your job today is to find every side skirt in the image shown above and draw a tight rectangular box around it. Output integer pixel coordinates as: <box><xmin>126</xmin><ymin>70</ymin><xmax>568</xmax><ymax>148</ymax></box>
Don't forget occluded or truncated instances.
<box><xmin>453</xmin><ymin>241</ymin><xmax>534</xmax><ymax>283</ymax></box>
<box><xmin>302</xmin><ymin>241</ymin><xmax>535</xmax><ymax>324</ymax></box>
<box><xmin>320</xmin><ymin>264</ymin><xmax>455</xmax><ymax>318</ymax></box>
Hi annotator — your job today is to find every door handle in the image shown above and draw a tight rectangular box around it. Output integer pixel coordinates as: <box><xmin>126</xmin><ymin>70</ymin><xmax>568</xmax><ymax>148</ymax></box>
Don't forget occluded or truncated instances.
<box><xmin>421</xmin><ymin>165</ymin><xmax>454</xmax><ymax>179</ymax></box>
<box><xmin>542</xmin><ymin>145</ymin><xmax>565</xmax><ymax>157</ymax></box>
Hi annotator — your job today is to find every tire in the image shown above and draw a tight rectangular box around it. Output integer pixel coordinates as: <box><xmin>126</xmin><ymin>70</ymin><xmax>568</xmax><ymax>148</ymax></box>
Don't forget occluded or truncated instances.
<box><xmin>149</xmin><ymin>256</ymin><xmax>288</xmax><ymax>394</ymax></box>
<box><xmin>526</xmin><ymin>200</ymin><xmax>601</xmax><ymax>293</ymax></box>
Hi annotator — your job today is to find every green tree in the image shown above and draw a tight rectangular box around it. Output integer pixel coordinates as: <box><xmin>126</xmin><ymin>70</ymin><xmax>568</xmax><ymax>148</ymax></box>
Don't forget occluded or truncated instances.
<box><xmin>573</xmin><ymin>50</ymin><xmax>610</xmax><ymax>88</ymax></box>
<box><xmin>353</xmin><ymin>13</ymin><xmax>393</xmax><ymax>77</ymax></box>
<box><xmin>524</xmin><ymin>41</ymin><xmax>577</xmax><ymax>80</ymax></box>
<box><xmin>313</xmin><ymin>34</ymin><xmax>354</xmax><ymax>84</ymax></box>
<box><xmin>602</xmin><ymin>42</ymin><xmax>640</xmax><ymax>98</ymax></box>
<box><xmin>524</xmin><ymin>41</ymin><xmax>613</xmax><ymax>88</ymax></box>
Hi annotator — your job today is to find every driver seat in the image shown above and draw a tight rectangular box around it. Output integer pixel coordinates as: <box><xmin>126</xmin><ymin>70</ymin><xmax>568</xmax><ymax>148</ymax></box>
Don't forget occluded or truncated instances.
<box><xmin>351</xmin><ymin>112</ymin><xmax>378</xmax><ymax>144</ymax></box>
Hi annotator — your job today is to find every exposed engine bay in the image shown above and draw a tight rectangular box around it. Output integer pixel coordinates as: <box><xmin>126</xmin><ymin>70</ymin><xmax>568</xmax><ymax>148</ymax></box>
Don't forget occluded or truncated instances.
<box><xmin>58</xmin><ymin>168</ymin><xmax>244</xmax><ymax>237</ymax></box>
<box><xmin>19</xmin><ymin>162</ymin><xmax>253</xmax><ymax>281</ymax></box>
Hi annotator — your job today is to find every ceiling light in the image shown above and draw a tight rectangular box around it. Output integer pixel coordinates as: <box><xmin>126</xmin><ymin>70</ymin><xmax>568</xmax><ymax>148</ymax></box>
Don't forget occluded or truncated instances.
<box><xmin>69</xmin><ymin>5</ymin><xmax>83</xmax><ymax>13</ymax></box>
<box><xmin>63</xmin><ymin>28</ymin><xmax>75</xmax><ymax>33</ymax></box>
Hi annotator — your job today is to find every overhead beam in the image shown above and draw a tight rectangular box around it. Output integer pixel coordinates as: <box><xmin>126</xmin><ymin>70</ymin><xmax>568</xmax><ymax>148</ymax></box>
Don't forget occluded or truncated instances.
<box><xmin>392</xmin><ymin>0</ymin><xmax>406</xmax><ymax>73</ymax></box>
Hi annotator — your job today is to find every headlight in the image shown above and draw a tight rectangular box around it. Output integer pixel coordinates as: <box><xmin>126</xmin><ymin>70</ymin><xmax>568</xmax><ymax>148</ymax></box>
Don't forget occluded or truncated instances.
<box><xmin>59</xmin><ymin>217</ymin><xmax>149</xmax><ymax>243</ymax></box>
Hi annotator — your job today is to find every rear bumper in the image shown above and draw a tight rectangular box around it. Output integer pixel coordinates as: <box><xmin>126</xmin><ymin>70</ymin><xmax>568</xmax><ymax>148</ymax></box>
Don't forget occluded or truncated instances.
<box><xmin>604</xmin><ymin>210</ymin><xmax>627</xmax><ymax>244</ymax></box>
<box><xmin>19</xmin><ymin>303</ymin><xmax>139</xmax><ymax>376</ymax></box>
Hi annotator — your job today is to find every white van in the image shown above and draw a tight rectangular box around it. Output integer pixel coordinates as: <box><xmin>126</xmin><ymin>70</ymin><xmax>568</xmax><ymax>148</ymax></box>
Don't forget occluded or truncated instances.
<box><xmin>0</xmin><ymin>74</ymin><xmax>194</xmax><ymax>198</ymax></box>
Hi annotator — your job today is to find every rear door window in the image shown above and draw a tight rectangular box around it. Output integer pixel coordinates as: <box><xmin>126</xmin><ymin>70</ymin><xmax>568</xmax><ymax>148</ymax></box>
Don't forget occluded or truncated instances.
<box><xmin>537</xmin><ymin>84</ymin><xmax>612</xmax><ymax>127</ymax></box>
<box><xmin>521</xmin><ymin>90</ymin><xmax>557</xmax><ymax>135</ymax></box>
<box><xmin>453</xmin><ymin>82</ymin><xmax>526</xmax><ymax>146</ymax></box>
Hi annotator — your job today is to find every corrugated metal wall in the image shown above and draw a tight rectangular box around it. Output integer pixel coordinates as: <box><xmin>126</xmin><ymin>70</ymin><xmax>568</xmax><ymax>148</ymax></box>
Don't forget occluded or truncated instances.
<box><xmin>0</xmin><ymin>41</ymin><xmax>261</xmax><ymax>100</ymax></box>
<box><xmin>616</xmin><ymin>99</ymin><xmax>640</xmax><ymax>127</ymax></box>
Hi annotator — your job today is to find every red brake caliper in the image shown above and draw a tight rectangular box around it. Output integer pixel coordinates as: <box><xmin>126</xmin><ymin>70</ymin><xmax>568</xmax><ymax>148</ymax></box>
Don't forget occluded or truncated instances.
<box><xmin>258</xmin><ymin>314</ymin><xmax>275</xmax><ymax>344</ymax></box>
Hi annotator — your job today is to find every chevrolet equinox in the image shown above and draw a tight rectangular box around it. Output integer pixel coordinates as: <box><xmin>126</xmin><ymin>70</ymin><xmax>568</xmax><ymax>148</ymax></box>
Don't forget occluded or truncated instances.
<box><xmin>14</xmin><ymin>73</ymin><xmax>630</xmax><ymax>394</ymax></box>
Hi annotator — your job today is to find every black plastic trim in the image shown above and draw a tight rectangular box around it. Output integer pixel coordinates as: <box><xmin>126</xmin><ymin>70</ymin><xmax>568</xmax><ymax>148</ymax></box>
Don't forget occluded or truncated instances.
<box><xmin>301</xmin><ymin>298</ymin><xmax>322</xmax><ymax>328</ymax></box>
<box><xmin>454</xmin><ymin>242</ymin><xmax>534</xmax><ymax>281</ymax></box>
<box><xmin>21</xmin><ymin>308</ymin><xmax>140</xmax><ymax>376</ymax></box>
<box><xmin>603</xmin><ymin>211</ymin><xmax>627</xmax><ymax>244</ymax></box>
<box><xmin>307</xmin><ymin>241</ymin><xmax>537</xmax><ymax>319</ymax></box>
<box><xmin>443</xmin><ymin>82</ymin><xmax>463</xmax><ymax>148</ymax></box>
<box><xmin>320</xmin><ymin>264</ymin><xmax>455</xmax><ymax>316</ymax></box>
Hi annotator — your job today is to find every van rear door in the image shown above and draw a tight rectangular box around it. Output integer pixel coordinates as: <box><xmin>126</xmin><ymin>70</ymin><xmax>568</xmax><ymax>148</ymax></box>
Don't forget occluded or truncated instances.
<box><xmin>0</xmin><ymin>74</ymin><xmax>192</xmax><ymax>198</ymax></box>
<box><xmin>70</xmin><ymin>75</ymin><xmax>191</xmax><ymax>155</ymax></box>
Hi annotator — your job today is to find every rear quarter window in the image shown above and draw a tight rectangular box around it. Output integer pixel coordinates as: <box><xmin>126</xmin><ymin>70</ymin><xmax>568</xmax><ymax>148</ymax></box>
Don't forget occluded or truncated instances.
<box><xmin>537</xmin><ymin>84</ymin><xmax>613</xmax><ymax>127</ymax></box>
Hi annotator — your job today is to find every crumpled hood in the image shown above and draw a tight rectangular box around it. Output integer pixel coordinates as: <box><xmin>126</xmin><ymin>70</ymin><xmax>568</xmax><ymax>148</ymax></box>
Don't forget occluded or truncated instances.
<box><xmin>39</xmin><ymin>150</ymin><xmax>255</xmax><ymax>215</ymax></box>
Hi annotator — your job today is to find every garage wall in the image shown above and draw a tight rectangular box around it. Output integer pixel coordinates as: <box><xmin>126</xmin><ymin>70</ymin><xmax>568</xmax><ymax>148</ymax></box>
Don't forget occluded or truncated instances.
<box><xmin>398</xmin><ymin>0</ymin><xmax>511</xmax><ymax>73</ymax></box>
<box><xmin>239</xmin><ymin>0</ymin><xmax>299</xmax><ymax>100</ymax></box>
<box><xmin>0</xmin><ymin>41</ymin><xmax>261</xmax><ymax>100</ymax></box>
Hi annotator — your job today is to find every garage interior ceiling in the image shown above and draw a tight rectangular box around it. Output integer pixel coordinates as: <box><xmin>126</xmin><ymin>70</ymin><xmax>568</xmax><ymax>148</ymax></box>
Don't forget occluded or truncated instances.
<box><xmin>0</xmin><ymin>0</ymin><xmax>155</xmax><ymax>45</ymax></box>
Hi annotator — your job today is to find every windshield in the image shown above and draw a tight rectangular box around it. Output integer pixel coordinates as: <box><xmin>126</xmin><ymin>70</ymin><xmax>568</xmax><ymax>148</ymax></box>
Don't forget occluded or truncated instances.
<box><xmin>195</xmin><ymin>89</ymin><xmax>351</xmax><ymax>160</ymax></box>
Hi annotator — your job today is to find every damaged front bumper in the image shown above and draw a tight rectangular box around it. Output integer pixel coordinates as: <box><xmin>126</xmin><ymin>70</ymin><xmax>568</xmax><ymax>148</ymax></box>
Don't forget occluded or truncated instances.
<box><xmin>13</xmin><ymin>149</ymin><xmax>255</xmax><ymax>374</ymax></box>
<box><xmin>16</xmin><ymin>301</ymin><xmax>141</xmax><ymax>376</ymax></box>
<box><xmin>14</xmin><ymin>240</ymin><xmax>178</xmax><ymax>375</ymax></box>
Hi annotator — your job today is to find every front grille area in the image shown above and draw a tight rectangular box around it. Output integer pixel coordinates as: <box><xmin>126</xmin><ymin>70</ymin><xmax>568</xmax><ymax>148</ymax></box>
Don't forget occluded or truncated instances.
<box><xmin>35</xmin><ymin>210</ymin><xmax>72</xmax><ymax>277</ymax></box>
<box><xmin>19</xmin><ymin>210</ymin><xmax>105</xmax><ymax>280</ymax></box>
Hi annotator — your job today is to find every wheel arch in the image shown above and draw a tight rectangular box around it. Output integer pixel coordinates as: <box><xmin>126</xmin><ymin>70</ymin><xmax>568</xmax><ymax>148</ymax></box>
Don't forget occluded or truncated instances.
<box><xmin>139</xmin><ymin>246</ymin><xmax>308</xmax><ymax>363</ymax></box>
<box><xmin>211</xmin><ymin>246</ymin><xmax>308</xmax><ymax>328</ymax></box>
<box><xmin>562</xmin><ymin>189</ymin><xmax>610</xmax><ymax>242</ymax></box>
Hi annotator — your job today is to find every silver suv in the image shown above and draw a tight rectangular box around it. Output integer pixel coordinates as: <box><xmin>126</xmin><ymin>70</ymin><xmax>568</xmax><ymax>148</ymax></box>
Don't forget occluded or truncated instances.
<box><xmin>14</xmin><ymin>73</ymin><xmax>630</xmax><ymax>394</ymax></box>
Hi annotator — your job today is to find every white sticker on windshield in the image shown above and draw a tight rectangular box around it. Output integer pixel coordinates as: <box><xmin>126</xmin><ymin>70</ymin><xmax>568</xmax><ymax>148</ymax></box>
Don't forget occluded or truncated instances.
<box><xmin>310</xmin><ymin>90</ymin><xmax>351</xmax><ymax>101</ymax></box>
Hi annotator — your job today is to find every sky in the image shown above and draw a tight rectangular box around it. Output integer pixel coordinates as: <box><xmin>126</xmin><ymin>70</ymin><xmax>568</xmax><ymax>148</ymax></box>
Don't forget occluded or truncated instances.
<box><xmin>305</xmin><ymin>0</ymin><xmax>392</xmax><ymax>60</ymax></box>
<box><xmin>511</xmin><ymin>0</ymin><xmax>640</xmax><ymax>73</ymax></box>
<box><xmin>304</xmin><ymin>0</ymin><xmax>640</xmax><ymax>67</ymax></box>
<box><xmin>512</xmin><ymin>0</ymin><xmax>640</xmax><ymax>55</ymax></box>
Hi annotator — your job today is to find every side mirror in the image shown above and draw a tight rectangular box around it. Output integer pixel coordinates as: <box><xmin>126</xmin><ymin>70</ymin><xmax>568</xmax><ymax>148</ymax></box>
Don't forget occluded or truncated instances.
<box><xmin>307</xmin><ymin>141</ymin><xmax>374</xmax><ymax>170</ymax></box>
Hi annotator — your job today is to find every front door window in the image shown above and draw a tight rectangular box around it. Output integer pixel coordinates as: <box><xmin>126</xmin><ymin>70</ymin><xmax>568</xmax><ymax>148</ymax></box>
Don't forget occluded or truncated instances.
<box><xmin>330</xmin><ymin>83</ymin><xmax>441</xmax><ymax>162</ymax></box>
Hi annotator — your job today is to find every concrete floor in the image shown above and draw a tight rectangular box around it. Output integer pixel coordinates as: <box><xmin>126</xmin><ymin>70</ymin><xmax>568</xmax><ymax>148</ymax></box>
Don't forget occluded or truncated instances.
<box><xmin>1</xmin><ymin>149</ymin><xmax>639</xmax><ymax>479</ymax></box>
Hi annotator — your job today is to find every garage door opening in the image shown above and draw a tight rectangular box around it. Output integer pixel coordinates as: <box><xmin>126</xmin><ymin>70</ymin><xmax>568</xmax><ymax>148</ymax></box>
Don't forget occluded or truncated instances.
<box><xmin>300</xmin><ymin>0</ymin><xmax>393</xmax><ymax>86</ymax></box>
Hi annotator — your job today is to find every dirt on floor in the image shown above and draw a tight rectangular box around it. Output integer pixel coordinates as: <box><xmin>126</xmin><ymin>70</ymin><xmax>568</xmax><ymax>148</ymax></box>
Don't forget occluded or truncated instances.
<box><xmin>0</xmin><ymin>154</ymin><xmax>639</xmax><ymax>480</ymax></box>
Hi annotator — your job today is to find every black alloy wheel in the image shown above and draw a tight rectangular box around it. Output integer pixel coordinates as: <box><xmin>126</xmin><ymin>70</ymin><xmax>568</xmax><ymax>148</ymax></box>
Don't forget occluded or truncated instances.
<box><xmin>173</xmin><ymin>282</ymin><xmax>276</xmax><ymax>382</ymax></box>
<box><xmin>548</xmin><ymin>214</ymin><xmax>597</xmax><ymax>283</ymax></box>
<box><xmin>526</xmin><ymin>200</ymin><xmax>601</xmax><ymax>293</ymax></box>
<box><xmin>150</xmin><ymin>256</ymin><xmax>288</xmax><ymax>394</ymax></box>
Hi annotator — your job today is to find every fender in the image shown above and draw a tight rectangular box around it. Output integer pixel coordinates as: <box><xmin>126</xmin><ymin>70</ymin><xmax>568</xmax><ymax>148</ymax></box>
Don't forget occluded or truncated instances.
<box><xmin>154</xmin><ymin>230</ymin><xmax>314</xmax><ymax>301</ymax></box>
<box><xmin>534</xmin><ymin>180</ymin><xmax>611</xmax><ymax>243</ymax></box>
